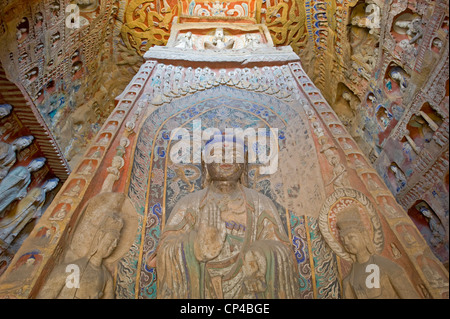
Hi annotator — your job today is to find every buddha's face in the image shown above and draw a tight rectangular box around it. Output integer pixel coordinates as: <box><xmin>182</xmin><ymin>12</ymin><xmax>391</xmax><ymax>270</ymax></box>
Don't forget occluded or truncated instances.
<box><xmin>0</xmin><ymin>107</ymin><xmax>10</xmax><ymax>117</ymax></box>
<box><xmin>29</xmin><ymin>159</ymin><xmax>45</xmax><ymax>171</ymax></box>
<box><xmin>16</xmin><ymin>136</ymin><xmax>33</xmax><ymax>149</ymax></box>
<box><xmin>215</xmin><ymin>29</ymin><xmax>224</xmax><ymax>39</ymax></box>
<box><xmin>44</xmin><ymin>179</ymin><xmax>59</xmax><ymax>192</ymax></box>
<box><xmin>96</xmin><ymin>232</ymin><xmax>119</xmax><ymax>259</ymax></box>
<box><xmin>340</xmin><ymin>230</ymin><xmax>366</xmax><ymax>256</ymax></box>
<box><xmin>206</xmin><ymin>162</ymin><xmax>244</xmax><ymax>182</ymax></box>
<box><xmin>205</xmin><ymin>143</ymin><xmax>245</xmax><ymax>182</ymax></box>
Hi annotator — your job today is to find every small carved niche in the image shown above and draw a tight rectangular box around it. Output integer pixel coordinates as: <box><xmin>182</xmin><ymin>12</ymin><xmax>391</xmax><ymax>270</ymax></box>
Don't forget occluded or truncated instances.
<box><xmin>49</xmin><ymin>1</ymin><xmax>61</xmax><ymax>16</ymax></box>
<box><xmin>376</xmin><ymin>195</ymin><xmax>401</xmax><ymax>218</ymax></box>
<box><xmin>431</xmin><ymin>37</ymin><xmax>444</xmax><ymax>54</ymax></box>
<box><xmin>375</xmin><ymin>105</ymin><xmax>393</xmax><ymax>130</ymax></box>
<box><xmin>366</xmin><ymin>92</ymin><xmax>376</xmax><ymax>108</ymax></box>
<box><xmin>87</xmin><ymin>146</ymin><xmax>105</xmax><ymax>158</ymax></box>
<box><xmin>349</xmin><ymin>153</ymin><xmax>367</xmax><ymax>169</ymax></box>
<box><xmin>384</xmin><ymin>63</ymin><xmax>409</xmax><ymax>95</ymax></box>
<box><xmin>409</xmin><ymin>201</ymin><xmax>442</xmax><ymax>232</ymax></box>
<box><xmin>314</xmin><ymin>101</ymin><xmax>328</xmax><ymax>110</ymax></box>
<box><xmin>395</xmin><ymin>223</ymin><xmax>422</xmax><ymax>248</ymax></box>
<box><xmin>329</xmin><ymin>123</ymin><xmax>346</xmax><ymax>136</ymax></box>
<box><xmin>49</xmin><ymin>203</ymin><xmax>71</xmax><ymax>221</ymax></box>
<box><xmin>333</xmin><ymin>83</ymin><xmax>360</xmax><ymax>135</ymax></box>
<box><xmin>339</xmin><ymin>137</ymin><xmax>355</xmax><ymax>151</ymax></box>
<box><xmin>125</xmin><ymin>91</ymin><xmax>137</xmax><ymax>99</ymax></box>
<box><xmin>104</xmin><ymin>120</ymin><xmax>118</xmax><ymax>132</ymax></box>
<box><xmin>34</xmin><ymin>12</ymin><xmax>44</xmax><ymax>27</ymax></box>
<box><xmin>119</xmin><ymin>100</ymin><xmax>132</xmax><ymax>109</ymax></box>
<box><xmin>130</xmin><ymin>83</ymin><xmax>142</xmax><ymax>91</ymax></box>
<box><xmin>391</xmin><ymin>11</ymin><xmax>423</xmax><ymax>45</ymax></box>
<box><xmin>51</xmin><ymin>32</ymin><xmax>61</xmax><ymax>46</ymax></box>
<box><xmin>302</xmin><ymin>82</ymin><xmax>316</xmax><ymax>92</ymax></box>
<box><xmin>34</xmin><ymin>42</ymin><xmax>44</xmax><ymax>54</ymax></box>
<box><xmin>364</xmin><ymin>173</ymin><xmax>382</xmax><ymax>191</ymax></box>
<box><xmin>387</xmin><ymin>162</ymin><xmax>407</xmax><ymax>193</ymax></box>
<box><xmin>321</xmin><ymin>111</ymin><xmax>337</xmax><ymax>123</ymax></box>
<box><xmin>16</xmin><ymin>17</ymin><xmax>30</xmax><ymax>42</ymax></box>
<box><xmin>440</xmin><ymin>16</ymin><xmax>449</xmax><ymax>34</ymax></box>
<box><xmin>444</xmin><ymin>171</ymin><xmax>449</xmax><ymax>193</ymax></box>
<box><xmin>71</xmin><ymin>60</ymin><xmax>83</xmax><ymax>76</ymax></box>
<box><xmin>307</xmin><ymin>91</ymin><xmax>321</xmax><ymax>100</ymax></box>
<box><xmin>46</xmin><ymin>80</ymin><xmax>56</xmax><ymax>94</ymax></box>
<box><xmin>35</xmin><ymin>88</ymin><xmax>44</xmax><ymax>103</ymax></box>
<box><xmin>406</xmin><ymin>113</ymin><xmax>435</xmax><ymax>149</ymax></box>
<box><xmin>25</xmin><ymin>67</ymin><xmax>39</xmax><ymax>82</ymax></box>
<box><xmin>76</xmin><ymin>159</ymin><xmax>98</xmax><ymax>176</ymax></box>
<box><xmin>97</xmin><ymin>133</ymin><xmax>112</xmax><ymax>145</ymax></box>
<box><xmin>416</xmin><ymin>254</ymin><xmax>448</xmax><ymax>287</ymax></box>
<box><xmin>348</xmin><ymin>1</ymin><xmax>380</xmax><ymax>71</ymax></box>
<box><xmin>71</xmin><ymin>49</ymin><xmax>80</xmax><ymax>61</ymax></box>
<box><xmin>420</xmin><ymin>102</ymin><xmax>443</xmax><ymax>129</ymax></box>
<box><xmin>63</xmin><ymin>179</ymin><xmax>85</xmax><ymax>197</ymax></box>
<box><xmin>111</xmin><ymin>110</ymin><xmax>125</xmax><ymax>120</ymax></box>
<box><xmin>409</xmin><ymin>201</ymin><xmax>447</xmax><ymax>264</ymax></box>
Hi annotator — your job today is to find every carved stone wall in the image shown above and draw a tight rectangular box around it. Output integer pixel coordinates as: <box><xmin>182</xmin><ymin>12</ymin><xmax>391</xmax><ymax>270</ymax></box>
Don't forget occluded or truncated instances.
<box><xmin>0</xmin><ymin>0</ymin><xmax>142</xmax><ymax>168</ymax></box>
<box><xmin>0</xmin><ymin>21</ymin><xmax>447</xmax><ymax>298</ymax></box>
<box><xmin>0</xmin><ymin>65</ymin><xmax>66</xmax><ymax>275</ymax></box>
<box><xmin>0</xmin><ymin>0</ymin><xmax>448</xmax><ymax>298</ymax></box>
<box><xmin>296</xmin><ymin>0</ymin><xmax>449</xmax><ymax>268</ymax></box>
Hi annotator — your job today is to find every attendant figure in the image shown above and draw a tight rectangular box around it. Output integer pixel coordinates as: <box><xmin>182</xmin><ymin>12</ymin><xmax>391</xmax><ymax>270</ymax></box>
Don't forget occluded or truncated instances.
<box><xmin>0</xmin><ymin>178</ymin><xmax>59</xmax><ymax>244</ymax></box>
<box><xmin>0</xmin><ymin>135</ymin><xmax>34</xmax><ymax>181</ymax></box>
<box><xmin>419</xmin><ymin>206</ymin><xmax>446</xmax><ymax>248</ymax></box>
<box><xmin>204</xmin><ymin>28</ymin><xmax>235</xmax><ymax>50</ymax></box>
<box><xmin>0</xmin><ymin>157</ymin><xmax>46</xmax><ymax>217</ymax></box>
<box><xmin>337</xmin><ymin>205</ymin><xmax>420</xmax><ymax>298</ymax></box>
<box><xmin>0</xmin><ymin>104</ymin><xmax>12</xmax><ymax>119</ymax></box>
<box><xmin>174</xmin><ymin>31</ymin><xmax>193</xmax><ymax>49</ymax></box>
<box><xmin>37</xmin><ymin>212</ymin><xmax>124</xmax><ymax>299</ymax></box>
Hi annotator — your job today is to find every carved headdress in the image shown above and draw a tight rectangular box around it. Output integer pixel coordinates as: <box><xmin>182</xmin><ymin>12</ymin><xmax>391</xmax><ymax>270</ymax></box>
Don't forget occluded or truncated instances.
<box><xmin>336</xmin><ymin>205</ymin><xmax>366</xmax><ymax>236</ymax></box>
<box><xmin>336</xmin><ymin>204</ymin><xmax>376</xmax><ymax>258</ymax></box>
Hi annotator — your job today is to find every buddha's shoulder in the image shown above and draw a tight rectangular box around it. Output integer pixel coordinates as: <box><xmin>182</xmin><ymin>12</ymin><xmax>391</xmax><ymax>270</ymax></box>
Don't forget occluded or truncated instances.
<box><xmin>372</xmin><ymin>255</ymin><xmax>404</xmax><ymax>273</ymax></box>
<box><xmin>173</xmin><ymin>188</ymin><xmax>208</xmax><ymax>206</ymax></box>
<box><xmin>242</xmin><ymin>186</ymin><xmax>272</xmax><ymax>201</ymax></box>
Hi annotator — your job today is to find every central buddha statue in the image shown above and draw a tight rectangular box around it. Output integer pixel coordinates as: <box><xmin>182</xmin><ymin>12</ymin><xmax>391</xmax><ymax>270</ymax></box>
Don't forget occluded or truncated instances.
<box><xmin>153</xmin><ymin>137</ymin><xmax>300</xmax><ymax>299</ymax></box>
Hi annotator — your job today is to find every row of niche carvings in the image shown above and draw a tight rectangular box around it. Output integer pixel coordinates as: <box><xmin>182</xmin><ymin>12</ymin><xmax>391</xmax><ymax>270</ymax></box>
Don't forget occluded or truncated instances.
<box><xmin>0</xmin><ymin>55</ymin><xmax>448</xmax><ymax>298</ymax></box>
<box><xmin>304</xmin><ymin>0</ymin><xmax>449</xmax><ymax>268</ymax></box>
<box><xmin>0</xmin><ymin>103</ymin><xmax>60</xmax><ymax>276</ymax></box>
<box><xmin>0</xmin><ymin>0</ymin><xmax>142</xmax><ymax>169</ymax></box>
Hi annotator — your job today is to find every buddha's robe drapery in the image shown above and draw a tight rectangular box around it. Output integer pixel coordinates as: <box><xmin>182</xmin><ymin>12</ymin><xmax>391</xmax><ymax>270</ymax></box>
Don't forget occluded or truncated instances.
<box><xmin>156</xmin><ymin>185</ymin><xmax>300</xmax><ymax>299</ymax></box>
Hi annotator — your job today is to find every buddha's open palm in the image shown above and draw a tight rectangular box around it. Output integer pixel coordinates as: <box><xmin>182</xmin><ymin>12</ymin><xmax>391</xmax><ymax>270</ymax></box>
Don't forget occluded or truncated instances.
<box><xmin>194</xmin><ymin>202</ymin><xmax>227</xmax><ymax>262</ymax></box>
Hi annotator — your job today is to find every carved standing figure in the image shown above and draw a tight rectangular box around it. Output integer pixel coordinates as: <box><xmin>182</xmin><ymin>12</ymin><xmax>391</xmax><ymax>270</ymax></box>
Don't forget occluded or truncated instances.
<box><xmin>419</xmin><ymin>206</ymin><xmax>446</xmax><ymax>248</ymax></box>
<box><xmin>390</xmin><ymin>165</ymin><xmax>407</xmax><ymax>192</ymax></box>
<box><xmin>0</xmin><ymin>157</ymin><xmax>46</xmax><ymax>216</ymax></box>
<box><xmin>336</xmin><ymin>205</ymin><xmax>420</xmax><ymax>298</ymax></box>
<box><xmin>0</xmin><ymin>104</ymin><xmax>12</xmax><ymax>119</ymax></box>
<box><xmin>327</xmin><ymin>156</ymin><xmax>350</xmax><ymax>189</ymax></box>
<box><xmin>37</xmin><ymin>212</ymin><xmax>124</xmax><ymax>299</ymax></box>
<box><xmin>0</xmin><ymin>177</ymin><xmax>59</xmax><ymax>244</ymax></box>
<box><xmin>0</xmin><ymin>135</ymin><xmax>35</xmax><ymax>181</ymax></box>
<box><xmin>390</xmin><ymin>68</ymin><xmax>408</xmax><ymax>92</ymax></box>
<box><xmin>152</xmin><ymin>138</ymin><xmax>299</xmax><ymax>298</ymax></box>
